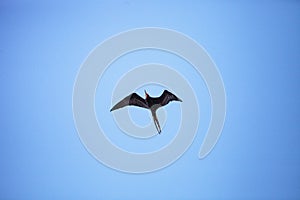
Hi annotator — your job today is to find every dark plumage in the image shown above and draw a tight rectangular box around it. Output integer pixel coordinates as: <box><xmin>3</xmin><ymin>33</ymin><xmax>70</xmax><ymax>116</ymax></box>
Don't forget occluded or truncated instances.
<box><xmin>110</xmin><ymin>90</ymin><xmax>182</xmax><ymax>134</ymax></box>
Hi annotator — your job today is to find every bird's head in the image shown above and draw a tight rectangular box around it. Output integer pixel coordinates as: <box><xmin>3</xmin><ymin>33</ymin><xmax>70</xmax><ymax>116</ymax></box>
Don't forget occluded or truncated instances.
<box><xmin>144</xmin><ymin>90</ymin><xmax>149</xmax><ymax>99</ymax></box>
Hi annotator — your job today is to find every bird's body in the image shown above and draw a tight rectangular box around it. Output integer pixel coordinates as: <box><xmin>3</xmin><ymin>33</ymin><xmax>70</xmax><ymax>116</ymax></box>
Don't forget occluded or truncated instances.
<box><xmin>110</xmin><ymin>90</ymin><xmax>182</xmax><ymax>134</ymax></box>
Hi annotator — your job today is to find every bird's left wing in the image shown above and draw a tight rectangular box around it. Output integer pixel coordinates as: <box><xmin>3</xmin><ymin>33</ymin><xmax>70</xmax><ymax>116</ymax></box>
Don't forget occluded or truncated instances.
<box><xmin>110</xmin><ymin>93</ymin><xmax>148</xmax><ymax>111</ymax></box>
<box><xmin>159</xmin><ymin>90</ymin><xmax>182</xmax><ymax>106</ymax></box>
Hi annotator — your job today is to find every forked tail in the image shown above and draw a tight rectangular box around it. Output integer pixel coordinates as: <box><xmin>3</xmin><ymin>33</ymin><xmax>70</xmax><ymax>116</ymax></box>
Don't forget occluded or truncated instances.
<box><xmin>151</xmin><ymin>110</ymin><xmax>161</xmax><ymax>134</ymax></box>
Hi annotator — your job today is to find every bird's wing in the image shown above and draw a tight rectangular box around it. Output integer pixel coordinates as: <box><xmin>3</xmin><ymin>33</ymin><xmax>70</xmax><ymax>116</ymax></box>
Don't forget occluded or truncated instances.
<box><xmin>159</xmin><ymin>90</ymin><xmax>182</xmax><ymax>106</ymax></box>
<box><xmin>110</xmin><ymin>93</ymin><xmax>148</xmax><ymax>111</ymax></box>
<box><xmin>129</xmin><ymin>93</ymin><xmax>149</xmax><ymax>108</ymax></box>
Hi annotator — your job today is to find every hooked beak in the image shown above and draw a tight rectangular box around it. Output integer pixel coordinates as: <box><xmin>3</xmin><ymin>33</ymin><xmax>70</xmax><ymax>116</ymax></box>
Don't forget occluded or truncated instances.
<box><xmin>144</xmin><ymin>90</ymin><xmax>148</xmax><ymax>98</ymax></box>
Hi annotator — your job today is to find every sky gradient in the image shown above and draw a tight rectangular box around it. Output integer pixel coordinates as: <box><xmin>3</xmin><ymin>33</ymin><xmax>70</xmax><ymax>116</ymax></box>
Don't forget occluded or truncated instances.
<box><xmin>1</xmin><ymin>1</ymin><xmax>299</xmax><ymax>199</ymax></box>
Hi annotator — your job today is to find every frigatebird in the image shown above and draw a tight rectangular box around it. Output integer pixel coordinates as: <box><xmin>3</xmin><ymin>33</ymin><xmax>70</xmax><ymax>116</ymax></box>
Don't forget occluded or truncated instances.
<box><xmin>110</xmin><ymin>90</ymin><xmax>182</xmax><ymax>134</ymax></box>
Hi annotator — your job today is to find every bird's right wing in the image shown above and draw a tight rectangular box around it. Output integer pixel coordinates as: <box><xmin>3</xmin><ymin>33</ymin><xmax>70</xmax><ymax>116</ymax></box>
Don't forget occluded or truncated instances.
<box><xmin>110</xmin><ymin>93</ymin><xmax>148</xmax><ymax>111</ymax></box>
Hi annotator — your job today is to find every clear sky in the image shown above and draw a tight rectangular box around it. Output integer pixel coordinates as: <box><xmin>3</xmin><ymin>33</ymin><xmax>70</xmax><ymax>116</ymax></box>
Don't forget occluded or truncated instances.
<box><xmin>1</xmin><ymin>1</ymin><xmax>299</xmax><ymax>199</ymax></box>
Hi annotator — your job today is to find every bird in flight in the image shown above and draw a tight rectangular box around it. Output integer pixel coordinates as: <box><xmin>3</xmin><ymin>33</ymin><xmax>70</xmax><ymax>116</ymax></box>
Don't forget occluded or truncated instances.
<box><xmin>110</xmin><ymin>90</ymin><xmax>182</xmax><ymax>134</ymax></box>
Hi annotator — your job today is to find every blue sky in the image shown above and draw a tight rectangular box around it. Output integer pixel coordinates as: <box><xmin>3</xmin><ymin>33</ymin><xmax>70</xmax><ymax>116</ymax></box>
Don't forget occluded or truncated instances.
<box><xmin>1</xmin><ymin>1</ymin><xmax>299</xmax><ymax>199</ymax></box>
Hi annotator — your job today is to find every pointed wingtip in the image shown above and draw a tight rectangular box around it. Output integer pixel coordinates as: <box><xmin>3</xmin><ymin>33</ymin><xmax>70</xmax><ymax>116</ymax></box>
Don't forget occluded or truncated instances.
<box><xmin>110</xmin><ymin>105</ymin><xmax>117</xmax><ymax>112</ymax></box>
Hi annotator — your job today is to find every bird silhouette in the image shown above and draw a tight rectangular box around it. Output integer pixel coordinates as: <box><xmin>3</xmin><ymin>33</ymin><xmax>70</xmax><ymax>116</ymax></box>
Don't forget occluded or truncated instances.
<box><xmin>110</xmin><ymin>90</ymin><xmax>182</xmax><ymax>134</ymax></box>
